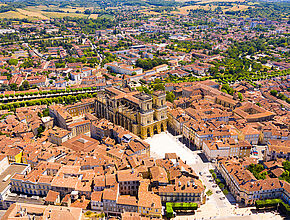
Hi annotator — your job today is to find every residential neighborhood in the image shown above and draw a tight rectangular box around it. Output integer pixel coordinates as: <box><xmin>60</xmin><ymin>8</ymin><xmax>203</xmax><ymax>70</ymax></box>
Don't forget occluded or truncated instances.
<box><xmin>0</xmin><ymin>0</ymin><xmax>288</xmax><ymax>219</ymax></box>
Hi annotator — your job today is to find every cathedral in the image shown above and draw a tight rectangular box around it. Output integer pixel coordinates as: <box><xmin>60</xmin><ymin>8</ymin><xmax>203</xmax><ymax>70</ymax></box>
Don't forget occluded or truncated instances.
<box><xmin>95</xmin><ymin>87</ymin><xmax>167</xmax><ymax>139</ymax></box>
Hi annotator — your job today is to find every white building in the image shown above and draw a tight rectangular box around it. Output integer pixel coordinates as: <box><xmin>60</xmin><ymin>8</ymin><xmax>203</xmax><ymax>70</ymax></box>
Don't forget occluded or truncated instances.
<box><xmin>105</xmin><ymin>62</ymin><xmax>143</xmax><ymax>75</ymax></box>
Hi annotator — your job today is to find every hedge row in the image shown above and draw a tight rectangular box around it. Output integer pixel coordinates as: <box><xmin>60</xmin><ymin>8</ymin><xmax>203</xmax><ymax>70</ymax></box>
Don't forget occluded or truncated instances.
<box><xmin>0</xmin><ymin>93</ymin><xmax>98</xmax><ymax>111</ymax></box>
<box><xmin>166</xmin><ymin>202</ymin><xmax>198</xmax><ymax>218</ymax></box>
<box><xmin>0</xmin><ymin>86</ymin><xmax>98</xmax><ymax>99</ymax></box>
<box><xmin>255</xmin><ymin>199</ymin><xmax>282</xmax><ymax>209</ymax></box>
<box><xmin>255</xmin><ymin>199</ymin><xmax>290</xmax><ymax>215</ymax></box>
<box><xmin>280</xmin><ymin>201</ymin><xmax>290</xmax><ymax>215</ymax></box>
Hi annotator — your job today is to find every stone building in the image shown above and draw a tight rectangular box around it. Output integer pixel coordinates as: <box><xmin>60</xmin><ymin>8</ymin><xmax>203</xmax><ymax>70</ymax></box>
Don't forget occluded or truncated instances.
<box><xmin>49</xmin><ymin>99</ymin><xmax>95</xmax><ymax>130</ymax></box>
<box><xmin>95</xmin><ymin>88</ymin><xmax>167</xmax><ymax>139</ymax></box>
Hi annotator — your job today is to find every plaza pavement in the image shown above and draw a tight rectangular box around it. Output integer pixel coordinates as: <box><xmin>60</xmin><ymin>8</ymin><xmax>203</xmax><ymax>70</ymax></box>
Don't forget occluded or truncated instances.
<box><xmin>146</xmin><ymin>132</ymin><xmax>284</xmax><ymax>220</ymax></box>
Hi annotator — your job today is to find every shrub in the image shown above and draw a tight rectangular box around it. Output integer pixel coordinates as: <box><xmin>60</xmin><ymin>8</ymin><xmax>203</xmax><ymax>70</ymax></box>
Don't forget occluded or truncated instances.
<box><xmin>166</xmin><ymin>202</ymin><xmax>198</xmax><ymax>218</ymax></box>
<box><xmin>84</xmin><ymin>211</ymin><xmax>92</xmax><ymax>216</ymax></box>
<box><xmin>206</xmin><ymin>190</ymin><xmax>213</xmax><ymax>196</ymax></box>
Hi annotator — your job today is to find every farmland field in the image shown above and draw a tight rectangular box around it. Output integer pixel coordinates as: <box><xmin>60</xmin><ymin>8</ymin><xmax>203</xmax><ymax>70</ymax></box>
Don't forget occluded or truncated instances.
<box><xmin>140</xmin><ymin>10</ymin><xmax>161</xmax><ymax>15</ymax></box>
<box><xmin>223</xmin><ymin>4</ymin><xmax>250</xmax><ymax>11</ymax></box>
<box><xmin>172</xmin><ymin>6</ymin><xmax>200</xmax><ymax>15</ymax></box>
<box><xmin>0</xmin><ymin>11</ymin><xmax>28</xmax><ymax>19</ymax></box>
<box><xmin>173</xmin><ymin>3</ymin><xmax>250</xmax><ymax>15</ymax></box>
<box><xmin>89</xmin><ymin>14</ymin><xmax>99</xmax><ymax>19</ymax></box>
<box><xmin>99</xmin><ymin>14</ymin><xmax>114</xmax><ymax>20</ymax></box>
<box><xmin>17</xmin><ymin>9</ymin><xmax>49</xmax><ymax>20</ymax></box>
<box><xmin>42</xmin><ymin>12</ymin><xmax>87</xmax><ymax>19</ymax></box>
<box><xmin>0</xmin><ymin>5</ymin><xmax>92</xmax><ymax>20</ymax></box>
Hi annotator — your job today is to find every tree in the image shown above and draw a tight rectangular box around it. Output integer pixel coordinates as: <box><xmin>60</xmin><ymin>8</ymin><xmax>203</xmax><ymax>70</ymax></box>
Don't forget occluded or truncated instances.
<box><xmin>37</xmin><ymin>125</ymin><xmax>45</xmax><ymax>138</ymax></box>
<box><xmin>219</xmin><ymin>183</ymin><xmax>225</xmax><ymax>190</ymax></box>
<box><xmin>270</xmin><ymin>90</ymin><xmax>278</xmax><ymax>96</ymax></box>
<box><xmin>153</xmin><ymin>83</ymin><xmax>165</xmax><ymax>91</ymax></box>
<box><xmin>8</xmin><ymin>58</ymin><xmax>18</xmax><ymax>66</ymax></box>
<box><xmin>238</xmin><ymin>92</ymin><xmax>243</xmax><ymax>101</ymax></box>
<box><xmin>135</xmin><ymin>58</ymin><xmax>168</xmax><ymax>71</ymax></box>
<box><xmin>84</xmin><ymin>9</ymin><xmax>91</xmax><ymax>14</ymax></box>
<box><xmin>42</xmin><ymin>108</ymin><xmax>50</xmax><ymax>117</ymax></box>
<box><xmin>22</xmin><ymin>80</ymin><xmax>30</xmax><ymax>90</ymax></box>
<box><xmin>206</xmin><ymin>190</ymin><xmax>213</xmax><ymax>196</ymax></box>
<box><xmin>247</xmin><ymin>164</ymin><xmax>267</xmax><ymax>180</ymax></box>
<box><xmin>223</xmin><ymin>189</ymin><xmax>229</xmax><ymax>195</ymax></box>
<box><xmin>10</xmin><ymin>83</ymin><xmax>18</xmax><ymax>91</ymax></box>
<box><xmin>221</xmin><ymin>84</ymin><xmax>234</xmax><ymax>95</ymax></box>
<box><xmin>166</xmin><ymin>92</ymin><xmax>175</xmax><ymax>103</ymax></box>
<box><xmin>279</xmin><ymin>161</ymin><xmax>290</xmax><ymax>183</ymax></box>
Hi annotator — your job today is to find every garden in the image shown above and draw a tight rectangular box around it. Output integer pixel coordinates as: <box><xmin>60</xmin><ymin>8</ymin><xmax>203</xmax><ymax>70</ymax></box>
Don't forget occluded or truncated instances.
<box><xmin>166</xmin><ymin>202</ymin><xmax>198</xmax><ymax>218</ymax></box>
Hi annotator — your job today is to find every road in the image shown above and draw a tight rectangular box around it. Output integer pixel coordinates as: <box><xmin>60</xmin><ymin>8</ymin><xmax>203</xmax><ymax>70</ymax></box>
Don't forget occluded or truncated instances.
<box><xmin>186</xmin><ymin>150</ymin><xmax>233</xmax><ymax>210</ymax></box>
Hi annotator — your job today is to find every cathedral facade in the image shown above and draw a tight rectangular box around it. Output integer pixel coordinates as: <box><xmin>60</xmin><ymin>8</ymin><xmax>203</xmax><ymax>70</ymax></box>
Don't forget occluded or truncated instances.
<box><xmin>95</xmin><ymin>88</ymin><xmax>167</xmax><ymax>139</ymax></box>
